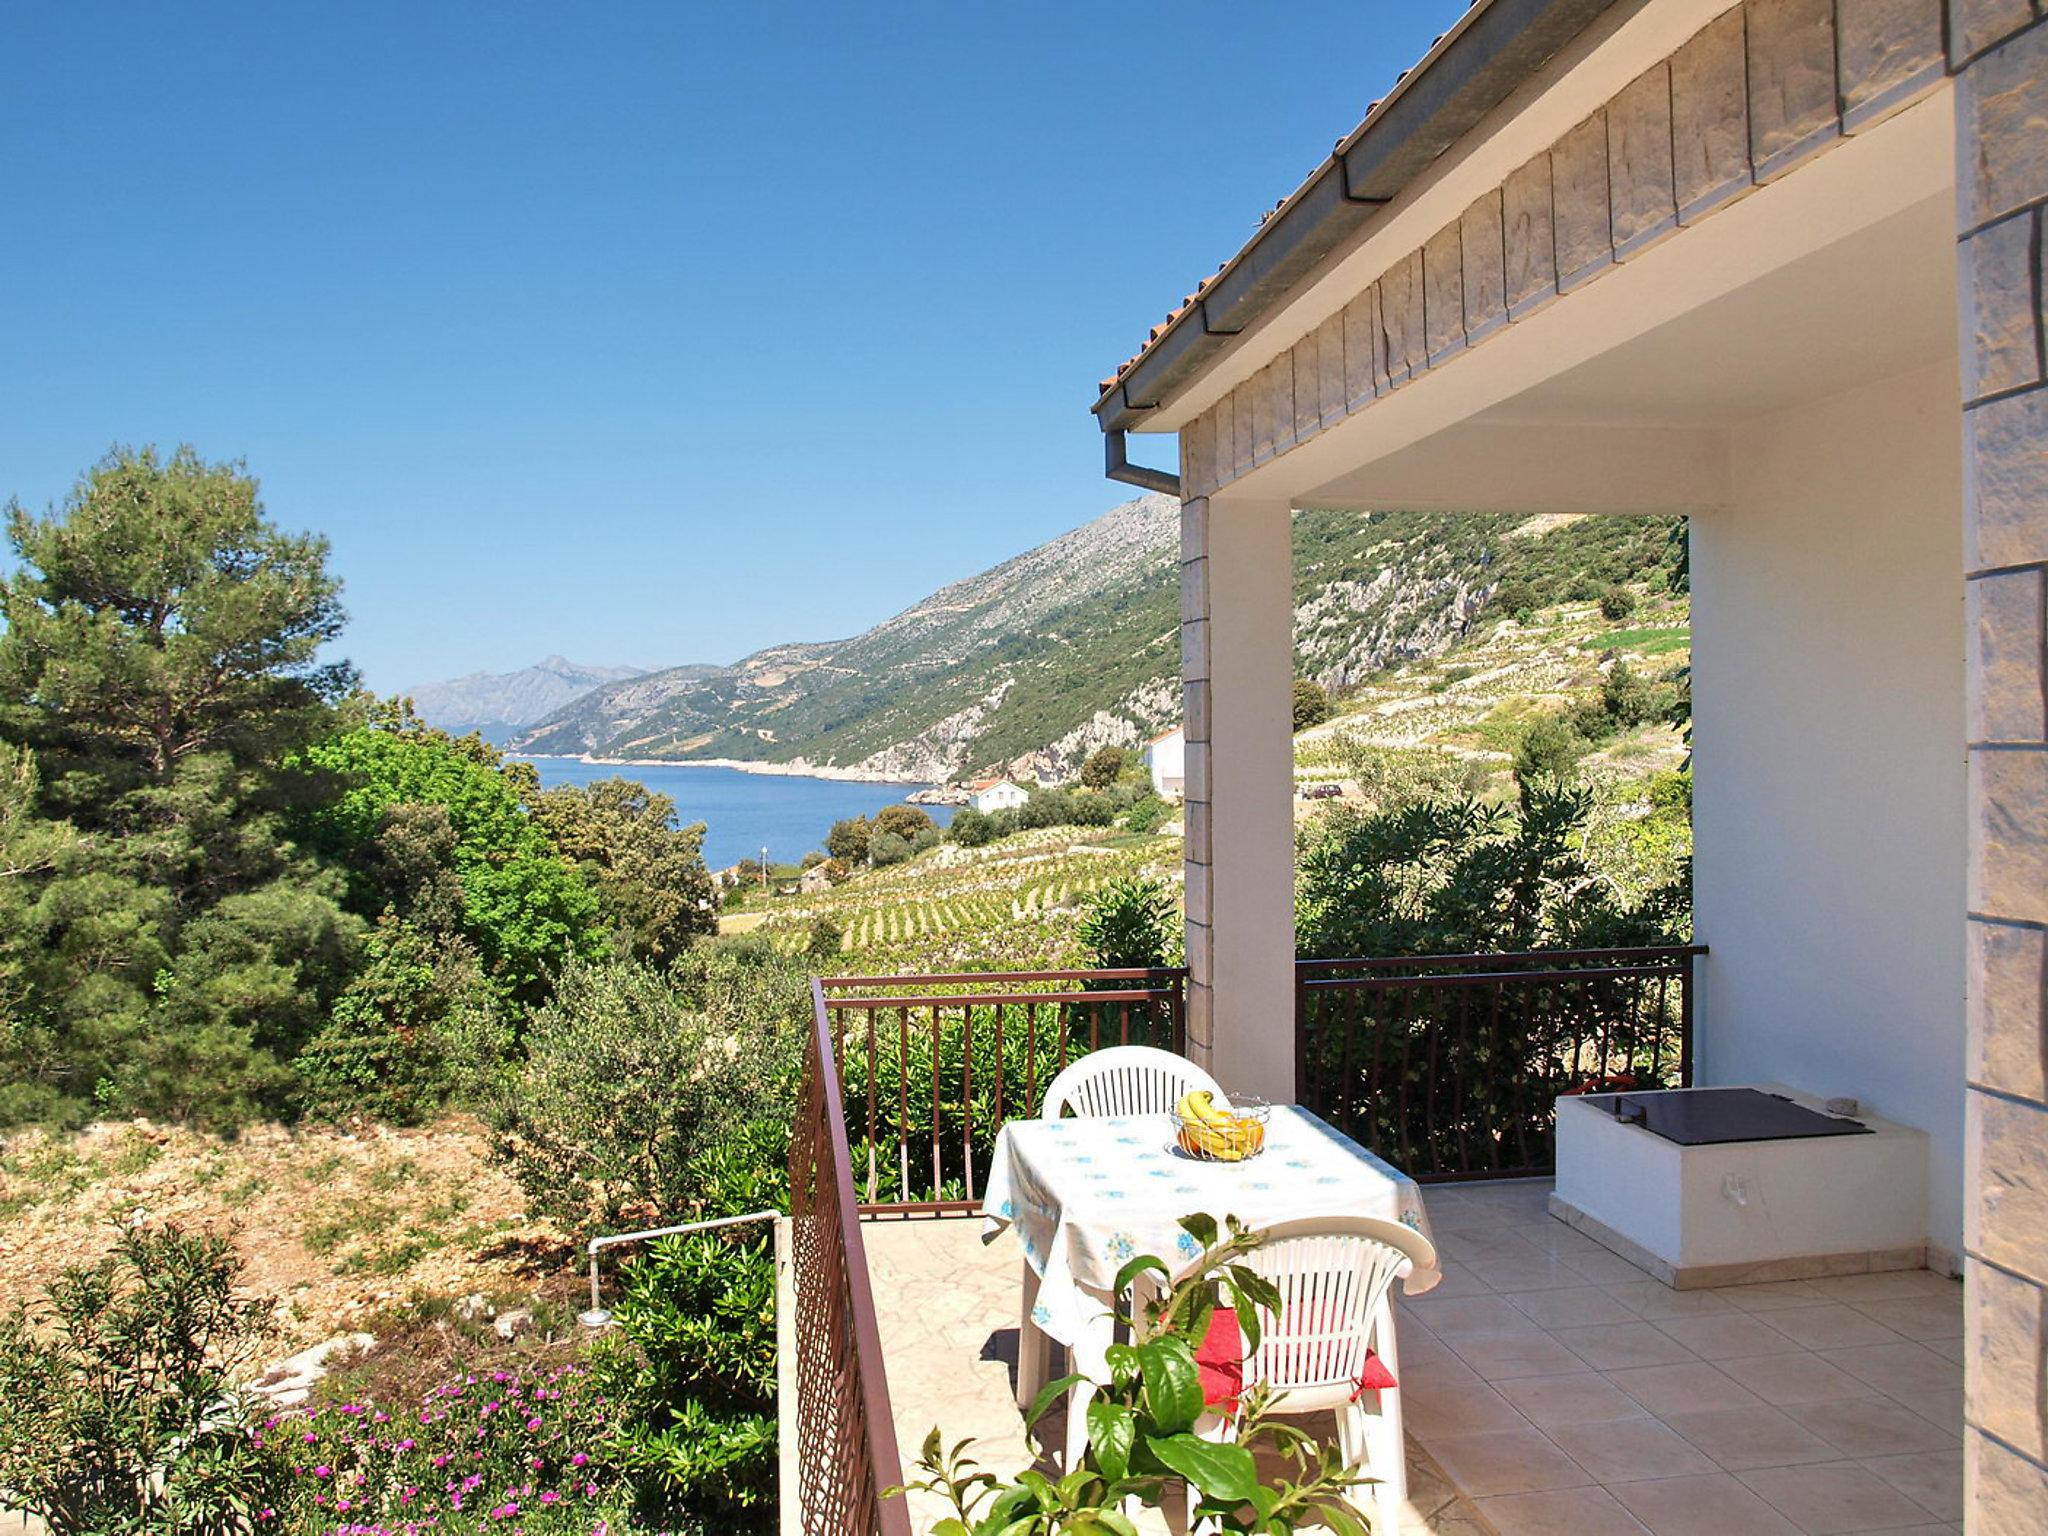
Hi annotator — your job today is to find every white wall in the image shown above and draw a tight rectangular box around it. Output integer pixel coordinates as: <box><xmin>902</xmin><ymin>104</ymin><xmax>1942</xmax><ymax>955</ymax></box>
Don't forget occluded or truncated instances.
<box><xmin>1692</xmin><ymin>362</ymin><xmax>1966</xmax><ymax>1258</ymax></box>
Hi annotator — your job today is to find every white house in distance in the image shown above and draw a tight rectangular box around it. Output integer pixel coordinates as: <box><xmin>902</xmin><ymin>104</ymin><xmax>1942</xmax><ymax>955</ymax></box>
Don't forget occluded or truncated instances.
<box><xmin>965</xmin><ymin>776</ymin><xmax>1028</xmax><ymax>814</ymax></box>
<box><xmin>1142</xmin><ymin>726</ymin><xmax>1185</xmax><ymax>800</ymax></box>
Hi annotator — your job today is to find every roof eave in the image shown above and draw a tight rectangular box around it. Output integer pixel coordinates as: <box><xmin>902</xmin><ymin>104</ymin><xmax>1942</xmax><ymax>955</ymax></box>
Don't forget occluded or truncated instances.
<box><xmin>1094</xmin><ymin>0</ymin><xmax>1628</xmax><ymax>436</ymax></box>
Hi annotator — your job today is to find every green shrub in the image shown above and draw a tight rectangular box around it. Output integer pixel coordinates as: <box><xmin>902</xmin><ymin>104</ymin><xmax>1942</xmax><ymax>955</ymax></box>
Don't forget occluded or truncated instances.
<box><xmin>295</xmin><ymin>915</ymin><xmax>508</xmax><ymax>1124</ymax></box>
<box><xmin>868</xmin><ymin>830</ymin><xmax>914</xmax><ymax>867</ymax></box>
<box><xmin>1291</xmin><ymin>678</ymin><xmax>1333</xmax><ymax>732</ymax></box>
<box><xmin>0</xmin><ymin>1224</ymin><xmax>293</xmax><ymax>1534</ymax></box>
<box><xmin>1078</xmin><ymin>875</ymin><xmax>1179</xmax><ymax>972</ymax></box>
<box><xmin>592</xmin><ymin>1226</ymin><xmax>778</xmax><ymax>1532</ymax></box>
<box><xmin>948</xmin><ymin>807</ymin><xmax>994</xmax><ymax>846</ymax></box>
<box><xmin>1080</xmin><ymin>746</ymin><xmax>1127</xmax><ymax>788</ymax></box>
<box><xmin>1122</xmin><ymin>794</ymin><xmax>1171</xmax><ymax>835</ymax></box>
<box><xmin>491</xmin><ymin>956</ymin><xmax>802</xmax><ymax>1234</ymax></box>
<box><xmin>1599</xmin><ymin>584</ymin><xmax>1639</xmax><ymax>620</ymax></box>
<box><xmin>1514</xmin><ymin>716</ymin><xmax>1586</xmax><ymax>783</ymax></box>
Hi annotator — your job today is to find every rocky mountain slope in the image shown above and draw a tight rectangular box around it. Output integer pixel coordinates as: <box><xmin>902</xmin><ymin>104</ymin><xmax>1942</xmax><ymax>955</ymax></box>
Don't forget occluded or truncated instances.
<box><xmin>514</xmin><ymin>497</ymin><xmax>1681</xmax><ymax>783</ymax></box>
<box><xmin>404</xmin><ymin>655</ymin><xmax>656</xmax><ymax>743</ymax></box>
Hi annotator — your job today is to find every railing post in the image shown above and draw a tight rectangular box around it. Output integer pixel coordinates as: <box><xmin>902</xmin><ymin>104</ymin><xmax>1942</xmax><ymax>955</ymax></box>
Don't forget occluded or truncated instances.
<box><xmin>1679</xmin><ymin>949</ymin><xmax>1696</xmax><ymax>1088</ymax></box>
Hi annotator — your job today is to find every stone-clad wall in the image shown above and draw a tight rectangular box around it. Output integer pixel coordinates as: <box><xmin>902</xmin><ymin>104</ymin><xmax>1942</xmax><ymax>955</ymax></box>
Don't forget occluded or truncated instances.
<box><xmin>1176</xmin><ymin>0</ymin><xmax>1952</xmax><ymax>501</ymax></box>
<box><xmin>1957</xmin><ymin>6</ymin><xmax>2048</xmax><ymax>1530</ymax></box>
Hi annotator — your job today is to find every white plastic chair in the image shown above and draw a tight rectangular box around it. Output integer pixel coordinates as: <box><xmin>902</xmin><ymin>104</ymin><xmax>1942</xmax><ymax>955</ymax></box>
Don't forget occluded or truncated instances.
<box><xmin>1038</xmin><ymin>1044</ymin><xmax>1223</xmax><ymax>1119</ymax></box>
<box><xmin>1163</xmin><ymin>1214</ymin><xmax>1438</xmax><ymax>1536</ymax></box>
<box><xmin>1020</xmin><ymin>1047</ymin><xmax>1225</xmax><ymax>1461</ymax></box>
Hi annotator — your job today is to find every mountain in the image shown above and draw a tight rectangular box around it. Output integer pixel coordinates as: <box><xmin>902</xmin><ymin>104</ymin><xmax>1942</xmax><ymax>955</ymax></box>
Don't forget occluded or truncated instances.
<box><xmin>403</xmin><ymin>655</ymin><xmax>659</xmax><ymax>743</ymax></box>
<box><xmin>512</xmin><ymin>497</ymin><xmax>1680</xmax><ymax>782</ymax></box>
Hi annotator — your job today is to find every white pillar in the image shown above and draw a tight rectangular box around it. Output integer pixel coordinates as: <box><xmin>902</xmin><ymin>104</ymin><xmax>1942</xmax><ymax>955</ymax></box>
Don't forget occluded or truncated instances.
<box><xmin>1180</xmin><ymin>492</ymin><xmax>1297</xmax><ymax>1103</ymax></box>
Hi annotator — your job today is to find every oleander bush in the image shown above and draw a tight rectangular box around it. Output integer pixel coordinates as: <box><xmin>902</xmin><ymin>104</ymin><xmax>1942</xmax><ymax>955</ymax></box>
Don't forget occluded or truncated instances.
<box><xmin>0</xmin><ymin>1224</ymin><xmax>295</xmax><ymax>1535</ymax></box>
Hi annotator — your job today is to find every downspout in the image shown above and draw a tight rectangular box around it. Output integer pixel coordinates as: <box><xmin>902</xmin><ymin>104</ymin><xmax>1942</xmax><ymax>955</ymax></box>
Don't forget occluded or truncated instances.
<box><xmin>1104</xmin><ymin>427</ymin><xmax>1182</xmax><ymax>498</ymax></box>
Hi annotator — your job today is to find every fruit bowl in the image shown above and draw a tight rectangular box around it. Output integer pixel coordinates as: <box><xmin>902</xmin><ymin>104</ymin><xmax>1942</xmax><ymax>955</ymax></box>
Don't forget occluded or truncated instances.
<box><xmin>1172</xmin><ymin>1091</ymin><xmax>1270</xmax><ymax>1162</ymax></box>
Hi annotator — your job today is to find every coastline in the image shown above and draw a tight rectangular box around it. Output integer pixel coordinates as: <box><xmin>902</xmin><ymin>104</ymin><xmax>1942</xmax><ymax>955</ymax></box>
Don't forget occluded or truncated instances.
<box><xmin>508</xmin><ymin>751</ymin><xmax>937</xmax><ymax>789</ymax></box>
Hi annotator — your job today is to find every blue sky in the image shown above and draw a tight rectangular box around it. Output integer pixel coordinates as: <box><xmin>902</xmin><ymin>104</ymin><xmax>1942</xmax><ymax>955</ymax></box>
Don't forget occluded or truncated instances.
<box><xmin>1</xmin><ymin>3</ymin><xmax>1465</xmax><ymax>693</ymax></box>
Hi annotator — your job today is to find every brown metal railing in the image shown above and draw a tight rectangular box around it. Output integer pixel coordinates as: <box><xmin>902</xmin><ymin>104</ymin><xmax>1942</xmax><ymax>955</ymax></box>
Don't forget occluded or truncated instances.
<box><xmin>1295</xmin><ymin>946</ymin><xmax>1705</xmax><ymax>1180</ymax></box>
<box><xmin>788</xmin><ymin>979</ymin><xmax>913</xmax><ymax>1536</ymax></box>
<box><xmin>819</xmin><ymin>968</ymin><xmax>1187</xmax><ymax>1214</ymax></box>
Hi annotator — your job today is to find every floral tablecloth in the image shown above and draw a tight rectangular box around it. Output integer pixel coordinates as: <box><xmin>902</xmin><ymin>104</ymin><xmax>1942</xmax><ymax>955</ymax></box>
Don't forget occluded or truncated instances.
<box><xmin>980</xmin><ymin>1104</ymin><xmax>1439</xmax><ymax>1349</ymax></box>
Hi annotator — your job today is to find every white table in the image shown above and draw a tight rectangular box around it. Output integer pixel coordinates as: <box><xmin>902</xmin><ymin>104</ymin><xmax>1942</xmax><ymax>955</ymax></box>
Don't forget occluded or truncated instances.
<box><xmin>979</xmin><ymin>1104</ymin><xmax>1438</xmax><ymax>1517</ymax></box>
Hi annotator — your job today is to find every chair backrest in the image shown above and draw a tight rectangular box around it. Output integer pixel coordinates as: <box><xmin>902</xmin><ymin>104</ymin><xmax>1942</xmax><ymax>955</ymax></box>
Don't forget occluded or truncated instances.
<box><xmin>1039</xmin><ymin>1045</ymin><xmax>1223</xmax><ymax>1119</ymax></box>
<box><xmin>1177</xmin><ymin>1215</ymin><xmax>1438</xmax><ymax>1395</ymax></box>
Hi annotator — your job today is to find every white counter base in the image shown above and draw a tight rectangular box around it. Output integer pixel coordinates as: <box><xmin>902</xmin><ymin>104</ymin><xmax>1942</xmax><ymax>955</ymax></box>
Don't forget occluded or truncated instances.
<box><xmin>1551</xmin><ymin>1083</ymin><xmax>1931</xmax><ymax>1289</ymax></box>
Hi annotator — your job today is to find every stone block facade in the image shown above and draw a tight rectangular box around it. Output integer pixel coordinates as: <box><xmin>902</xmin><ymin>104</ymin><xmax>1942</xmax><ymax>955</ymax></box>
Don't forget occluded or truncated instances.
<box><xmin>1959</xmin><ymin>11</ymin><xmax>2048</xmax><ymax>1530</ymax></box>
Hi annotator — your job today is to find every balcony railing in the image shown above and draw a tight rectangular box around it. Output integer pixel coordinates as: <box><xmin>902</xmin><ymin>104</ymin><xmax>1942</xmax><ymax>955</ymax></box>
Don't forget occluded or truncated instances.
<box><xmin>787</xmin><ymin>980</ymin><xmax>912</xmax><ymax>1536</ymax></box>
<box><xmin>818</xmin><ymin>969</ymin><xmax>1186</xmax><ymax>1215</ymax></box>
<box><xmin>1295</xmin><ymin>945</ymin><xmax>1705</xmax><ymax>1180</ymax></box>
<box><xmin>785</xmin><ymin>951</ymin><xmax>1698</xmax><ymax>1528</ymax></box>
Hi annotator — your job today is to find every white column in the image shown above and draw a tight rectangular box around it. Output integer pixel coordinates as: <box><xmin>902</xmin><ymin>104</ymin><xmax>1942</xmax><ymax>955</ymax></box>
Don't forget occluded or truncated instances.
<box><xmin>1180</xmin><ymin>492</ymin><xmax>1297</xmax><ymax>1103</ymax></box>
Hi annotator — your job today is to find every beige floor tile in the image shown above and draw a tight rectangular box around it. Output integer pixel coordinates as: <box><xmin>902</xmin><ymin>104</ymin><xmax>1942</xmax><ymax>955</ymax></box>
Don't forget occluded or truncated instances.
<box><xmin>1404</xmin><ymin>1294</ymin><xmax>1544</xmax><ymax>1339</ymax></box>
<box><xmin>1545</xmin><ymin>1417</ymin><xmax>1719</xmax><ymax>1483</ymax></box>
<box><xmin>1495</xmin><ymin>1372</ymin><xmax>1646</xmax><ymax>1429</ymax></box>
<box><xmin>1605</xmin><ymin>1280</ymin><xmax>1737</xmax><ymax>1319</ymax></box>
<box><xmin>1609</xmin><ymin>1472</ymin><xmax>1801</xmax><ymax>1536</ymax></box>
<box><xmin>1919</xmin><ymin>1334</ymin><xmax>1966</xmax><ymax>1364</ymax></box>
<box><xmin>1403</xmin><ymin>1374</ymin><xmax>1535</xmax><ymax>1442</ymax></box>
<box><xmin>1799</xmin><ymin>1397</ymin><xmax>1958</xmax><ymax>1458</ymax></box>
<box><xmin>1423</xmin><ymin>1426</ymin><xmax>1593</xmax><ymax>1497</ymax></box>
<box><xmin>1466</xmin><ymin>1253</ymin><xmax>1588</xmax><ymax>1292</ymax></box>
<box><xmin>1804</xmin><ymin>1270</ymin><xmax>1960</xmax><ymax>1304</ymax></box>
<box><xmin>1423</xmin><ymin>1261</ymin><xmax>1495</xmax><ymax>1298</ymax></box>
<box><xmin>1447</xmin><ymin>1331</ymin><xmax>1590</xmax><ymax>1381</ymax></box>
<box><xmin>1904</xmin><ymin>1388</ymin><xmax>1963</xmax><ymax>1432</ymax></box>
<box><xmin>1561</xmin><ymin>1247</ymin><xmax>1662</xmax><ymax>1285</ymax></box>
<box><xmin>1473</xmin><ymin>1484</ymin><xmax>1655</xmax><ymax>1535</ymax></box>
<box><xmin>1552</xmin><ymin>1322</ymin><xmax>1700</xmax><ymax>1371</ymax></box>
<box><xmin>1861</xmin><ymin>1450</ymin><xmax>1963</xmax><ymax>1521</ymax></box>
<box><xmin>1737</xmin><ymin>1461</ymin><xmax>1937</xmax><ymax>1533</ymax></box>
<box><xmin>1436</xmin><ymin>1228</ymin><xmax>1548</xmax><ymax>1263</ymax></box>
<box><xmin>1848</xmin><ymin>1297</ymin><xmax>1962</xmax><ymax>1341</ymax></box>
<box><xmin>1652</xmin><ymin>1312</ymin><xmax>1796</xmax><ymax>1360</ymax></box>
<box><xmin>1760</xmin><ymin>1304</ymin><xmax>1907</xmax><ymax>1350</ymax></box>
<box><xmin>1711</xmin><ymin>1280</ymin><xmax>1832</xmax><ymax>1313</ymax></box>
<box><xmin>1717</xmin><ymin>1351</ymin><xmax>1885</xmax><ymax>1406</ymax></box>
<box><xmin>1506</xmin><ymin>1286</ymin><xmax>1641</xmax><ymax>1329</ymax></box>
<box><xmin>1815</xmin><ymin>1342</ymin><xmax>1964</xmax><ymax>1400</ymax></box>
<box><xmin>1660</xmin><ymin>1406</ymin><xmax>1839</xmax><ymax>1470</ymax></box>
<box><xmin>1605</xmin><ymin>1361</ymin><xmax>1765</xmax><ymax>1416</ymax></box>
<box><xmin>1518</xmin><ymin>1221</ymin><xmax>1610</xmax><ymax>1258</ymax></box>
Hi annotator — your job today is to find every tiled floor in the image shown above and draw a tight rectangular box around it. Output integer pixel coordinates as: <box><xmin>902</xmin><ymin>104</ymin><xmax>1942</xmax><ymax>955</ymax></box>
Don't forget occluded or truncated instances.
<box><xmin>1398</xmin><ymin>1180</ymin><xmax>1962</xmax><ymax>1536</ymax></box>
<box><xmin>862</xmin><ymin>1181</ymin><xmax>1964</xmax><ymax>1535</ymax></box>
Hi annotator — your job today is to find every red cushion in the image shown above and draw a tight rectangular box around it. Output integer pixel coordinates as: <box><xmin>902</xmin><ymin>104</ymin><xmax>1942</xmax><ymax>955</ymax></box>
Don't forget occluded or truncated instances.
<box><xmin>1196</xmin><ymin>1308</ymin><xmax>1244</xmax><ymax>1413</ymax></box>
<box><xmin>1193</xmin><ymin>1308</ymin><xmax>1399</xmax><ymax>1415</ymax></box>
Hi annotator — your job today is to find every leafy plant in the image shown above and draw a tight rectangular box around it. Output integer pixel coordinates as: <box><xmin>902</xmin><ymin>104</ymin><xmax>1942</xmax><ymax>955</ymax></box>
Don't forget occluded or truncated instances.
<box><xmin>896</xmin><ymin>1214</ymin><xmax>1373</xmax><ymax>1535</ymax></box>
<box><xmin>0</xmin><ymin>1224</ymin><xmax>293</xmax><ymax>1535</ymax></box>
<box><xmin>491</xmin><ymin>955</ymin><xmax>801</xmax><ymax>1234</ymax></box>
<box><xmin>1078</xmin><ymin>875</ymin><xmax>1179</xmax><ymax>973</ymax></box>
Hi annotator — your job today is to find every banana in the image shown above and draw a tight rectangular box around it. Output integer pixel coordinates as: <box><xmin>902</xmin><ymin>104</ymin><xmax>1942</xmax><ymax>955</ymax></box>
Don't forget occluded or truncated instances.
<box><xmin>1178</xmin><ymin>1089</ymin><xmax>1235</xmax><ymax>1130</ymax></box>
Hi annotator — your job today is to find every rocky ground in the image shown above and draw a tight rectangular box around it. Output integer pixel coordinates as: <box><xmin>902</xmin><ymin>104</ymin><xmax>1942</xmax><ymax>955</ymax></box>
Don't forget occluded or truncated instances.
<box><xmin>0</xmin><ymin>1116</ymin><xmax>574</xmax><ymax>1359</ymax></box>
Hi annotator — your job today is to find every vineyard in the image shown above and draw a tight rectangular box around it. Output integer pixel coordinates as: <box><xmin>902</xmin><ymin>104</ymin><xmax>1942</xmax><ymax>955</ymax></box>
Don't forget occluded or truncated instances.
<box><xmin>756</xmin><ymin>827</ymin><xmax>1182</xmax><ymax>972</ymax></box>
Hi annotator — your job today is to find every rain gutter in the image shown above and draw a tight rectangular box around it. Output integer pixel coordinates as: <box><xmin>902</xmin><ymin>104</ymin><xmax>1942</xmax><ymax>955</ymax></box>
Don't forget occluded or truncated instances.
<box><xmin>1096</xmin><ymin>0</ymin><xmax>1627</xmax><ymax>482</ymax></box>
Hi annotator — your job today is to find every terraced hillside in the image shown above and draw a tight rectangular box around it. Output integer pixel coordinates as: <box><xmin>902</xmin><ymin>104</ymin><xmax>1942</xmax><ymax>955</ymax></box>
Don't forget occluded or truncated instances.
<box><xmin>742</xmin><ymin>827</ymin><xmax>1182</xmax><ymax>974</ymax></box>
<box><xmin>515</xmin><ymin>502</ymin><xmax>1681</xmax><ymax>784</ymax></box>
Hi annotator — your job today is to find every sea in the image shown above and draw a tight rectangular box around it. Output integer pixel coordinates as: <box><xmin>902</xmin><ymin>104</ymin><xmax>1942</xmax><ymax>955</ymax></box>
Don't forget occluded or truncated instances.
<box><xmin>511</xmin><ymin>756</ymin><xmax>953</xmax><ymax>871</ymax></box>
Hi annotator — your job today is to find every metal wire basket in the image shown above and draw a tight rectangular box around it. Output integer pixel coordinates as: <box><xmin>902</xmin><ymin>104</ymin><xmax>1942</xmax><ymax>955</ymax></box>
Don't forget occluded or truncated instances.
<box><xmin>1172</xmin><ymin>1098</ymin><xmax>1271</xmax><ymax>1162</ymax></box>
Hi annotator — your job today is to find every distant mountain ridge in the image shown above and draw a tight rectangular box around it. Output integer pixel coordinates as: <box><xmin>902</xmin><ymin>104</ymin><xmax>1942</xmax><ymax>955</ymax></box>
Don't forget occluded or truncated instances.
<box><xmin>510</xmin><ymin>495</ymin><xmax>1679</xmax><ymax>784</ymax></box>
<box><xmin>404</xmin><ymin>655</ymin><xmax>656</xmax><ymax>743</ymax></box>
